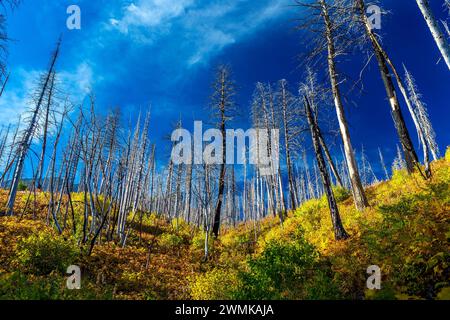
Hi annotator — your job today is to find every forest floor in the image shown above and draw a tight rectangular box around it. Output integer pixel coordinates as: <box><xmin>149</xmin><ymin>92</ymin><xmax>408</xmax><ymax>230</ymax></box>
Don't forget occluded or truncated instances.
<box><xmin>0</xmin><ymin>149</ymin><xmax>449</xmax><ymax>300</ymax></box>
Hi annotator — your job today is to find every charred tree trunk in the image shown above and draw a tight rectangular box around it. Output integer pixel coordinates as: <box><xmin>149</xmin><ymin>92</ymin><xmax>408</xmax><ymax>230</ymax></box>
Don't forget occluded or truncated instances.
<box><xmin>355</xmin><ymin>0</ymin><xmax>419</xmax><ymax>174</ymax></box>
<box><xmin>305</xmin><ymin>95</ymin><xmax>349</xmax><ymax>240</ymax></box>
<box><xmin>36</xmin><ymin>71</ymin><xmax>56</xmax><ymax>190</ymax></box>
<box><xmin>212</xmin><ymin>66</ymin><xmax>234</xmax><ymax>238</ymax></box>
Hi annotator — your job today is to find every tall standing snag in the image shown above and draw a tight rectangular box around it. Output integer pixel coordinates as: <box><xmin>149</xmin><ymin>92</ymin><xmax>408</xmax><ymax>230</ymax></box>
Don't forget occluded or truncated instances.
<box><xmin>278</xmin><ymin>79</ymin><xmax>300</xmax><ymax>209</ymax></box>
<box><xmin>318</xmin><ymin>0</ymin><xmax>368</xmax><ymax>211</ymax></box>
<box><xmin>211</xmin><ymin>65</ymin><xmax>235</xmax><ymax>238</ymax></box>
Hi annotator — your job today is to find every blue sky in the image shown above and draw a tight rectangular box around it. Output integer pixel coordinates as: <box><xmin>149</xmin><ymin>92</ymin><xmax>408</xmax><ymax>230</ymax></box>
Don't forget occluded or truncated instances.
<box><xmin>1</xmin><ymin>0</ymin><xmax>449</xmax><ymax>177</ymax></box>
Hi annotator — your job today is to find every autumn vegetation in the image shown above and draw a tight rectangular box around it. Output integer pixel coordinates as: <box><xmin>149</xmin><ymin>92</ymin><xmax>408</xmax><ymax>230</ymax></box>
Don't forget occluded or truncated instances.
<box><xmin>0</xmin><ymin>0</ymin><xmax>449</xmax><ymax>301</ymax></box>
<box><xmin>0</xmin><ymin>151</ymin><xmax>448</xmax><ymax>300</ymax></box>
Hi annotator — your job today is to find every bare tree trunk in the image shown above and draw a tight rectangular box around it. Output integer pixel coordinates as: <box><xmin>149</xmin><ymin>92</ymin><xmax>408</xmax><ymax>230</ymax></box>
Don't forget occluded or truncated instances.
<box><xmin>0</xmin><ymin>71</ymin><xmax>10</xmax><ymax>97</ymax></box>
<box><xmin>5</xmin><ymin>39</ymin><xmax>61</xmax><ymax>215</ymax></box>
<box><xmin>212</xmin><ymin>66</ymin><xmax>234</xmax><ymax>238</ymax></box>
<box><xmin>280</xmin><ymin>81</ymin><xmax>297</xmax><ymax>209</ymax></box>
<box><xmin>320</xmin><ymin>0</ymin><xmax>368</xmax><ymax>211</ymax></box>
<box><xmin>404</xmin><ymin>66</ymin><xmax>439</xmax><ymax>177</ymax></box>
<box><xmin>305</xmin><ymin>95</ymin><xmax>348</xmax><ymax>240</ymax></box>
<box><xmin>378</xmin><ymin>148</ymin><xmax>389</xmax><ymax>181</ymax></box>
<box><xmin>356</xmin><ymin>0</ymin><xmax>419</xmax><ymax>174</ymax></box>
<box><xmin>317</xmin><ymin>127</ymin><xmax>343</xmax><ymax>187</ymax></box>
<box><xmin>36</xmin><ymin>72</ymin><xmax>55</xmax><ymax>190</ymax></box>
<box><xmin>416</xmin><ymin>0</ymin><xmax>450</xmax><ymax>70</ymax></box>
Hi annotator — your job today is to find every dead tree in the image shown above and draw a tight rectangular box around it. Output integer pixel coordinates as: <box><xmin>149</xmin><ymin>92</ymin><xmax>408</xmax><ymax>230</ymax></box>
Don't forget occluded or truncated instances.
<box><xmin>0</xmin><ymin>71</ymin><xmax>9</xmax><ymax>97</ymax></box>
<box><xmin>0</xmin><ymin>0</ymin><xmax>20</xmax><ymax>76</ymax></box>
<box><xmin>4</xmin><ymin>38</ymin><xmax>61</xmax><ymax>215</ymax></box>
<box><xmin>378</xmin><ymin>147</ymin><xmax>389</xmax><ymax>181</ymax></box>
<box><xmin>35</xmin><ymin>71</ymin><xmax>56</xmax><ymax>190</ymax></box>
<box><xmin>304</xmin><ymin>95</ymin><xmax>349</xmax><ymax>240</ymax></box>
<box><xmin>296</xmin><ymin>0</ymin><xmax>368</xmax><ymax>210</ymax></box>
<box><xmin>404</xmin><ymin>65</ymin><xmax>439</xmax><ymax>168</ymax></box>
<box><xmin>301</xmin><ymin>70</ymin><xmax>343</xmax><ymax>187</ymax></box>
<box><xmin>353</xmin><ymin>0</ymin><xmax>420</xmax><ymax>175</ymax></box>
<box><xmin>211</xmin><ymin>65</ymin><xmax>235</xmax><ymax>238</ymax></box>
<box><xmin>47</xmin><ymin>102</ymin><xmax>70</xmax><ymax>234</ymax></box>
<box><xmin>416</xmin><ymin>0</ymin><xmax>450</xmax><ymax>70</ymax></box>
<box><xmin>277</xmin><ymin>79</ymin><xmax>301</xmax><ymax>209</ymax></box>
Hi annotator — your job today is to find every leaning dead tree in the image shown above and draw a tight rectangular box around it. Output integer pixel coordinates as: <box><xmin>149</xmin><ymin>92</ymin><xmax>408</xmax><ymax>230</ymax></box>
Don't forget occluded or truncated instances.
<box><xmin>4</xmin><ymin>38</ymin><xmax>61</xmax><ymax>215</ymax></box>
<box><xmin>0</xmin><ymin>71</ymin><xmax>9</xmax><ymax>97</ymax></box>
<box><xmin>296</xmin><ymin>0</ymin><xmax>369</xmax><ymax>211</ymax></box>
<box><xmin>304</xmin><ymin>94</ymin><xmax>348</xmax><ymax>240</ymax></box>
<box><xmin>301</xmin><ymin>70</ymin><xmax>343</xmax><ymax>188</ymax></box>
<box><xmin>415</xmin><ymin>0</ymin><xmax>450</xmax><ymax>70</ymax></box>
<box><xmin>403</xmin><ymin>65</ymin><xmax>440</xmax><ymax>162</ymax></box>
<box><xmin>353</xmin><ymin>0</ymin><xmax>420</xmax><ymax>175</ymax></box>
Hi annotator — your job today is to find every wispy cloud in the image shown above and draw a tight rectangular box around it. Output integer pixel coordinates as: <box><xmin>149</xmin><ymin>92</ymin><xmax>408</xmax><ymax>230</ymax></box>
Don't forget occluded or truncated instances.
<box><xmin>0</xmin><ymin>63</ymin><xmax>94</xmax><ymax>127</ymax></box>
<box><xmin>108</xmin><ymin>0</ymin><xmax>290</xmax><ymax>66</ymax></box>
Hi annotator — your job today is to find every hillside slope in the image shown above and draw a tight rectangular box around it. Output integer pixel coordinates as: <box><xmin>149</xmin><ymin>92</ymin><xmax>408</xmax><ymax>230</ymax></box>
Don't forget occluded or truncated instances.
<box><xmin>0</xmin><ymin>151</ymin><xmax>449</xmax><ymax>300</ymax></box>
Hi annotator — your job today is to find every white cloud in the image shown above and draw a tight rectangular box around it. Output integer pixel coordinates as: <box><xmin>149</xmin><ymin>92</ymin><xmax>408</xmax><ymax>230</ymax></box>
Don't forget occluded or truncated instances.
<box><xmin>59</xmin><ymin>62</ymin><xmax>95</xmax><ymax>97</ymax></box>
<box><xmin>113</xmin><ymin>0</ymin><xmax>194</xmax><ymax>33</ymax></box>
<box><xmin>108</xmin><ymin>0</ymin><xmax>290</xmax><ymax>65</ymax></box>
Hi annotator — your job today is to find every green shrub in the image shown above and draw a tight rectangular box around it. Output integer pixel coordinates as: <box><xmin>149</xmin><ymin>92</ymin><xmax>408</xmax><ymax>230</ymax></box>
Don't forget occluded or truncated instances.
<box><xmin>333</xmin><ymin>186</ymin><xmax>351</xmax><ymax>203</ymax></box>
<box><xmin>159</xmin><ymin>233</ymin><xmax>183</xmax><ymax>249</ymax></box>
<box><xmin>235</xmin><ymin>238</ymin><xmax>340</xmax><ymax>300</ymax></box>
<box><xmin>16</xmin><ymin>232</ymin><xmax>79</xmax><ymax>275</ymax></box>
<box><xmin>170</xmin><ymin>218</ymin><xmax>192</xmax><ymax>242</ymax></box>
<box><xmin>0</xmin><ymin>271</ymin><xmax>113</xmax><ymax>300</ymax></box>
<box><xmin>18</xmin><ymin>181</ymin><xmax>28</xmax><ymax>191</ymax></box>
<box><xmin>0</xmin><ymin>272</ymin><xmax>64</xmax><ymax>299</ymax></box>
<box><xmin>191</xmin><ymin>231</ymin><xmax>214</xmax><ymax>251</ymax></box>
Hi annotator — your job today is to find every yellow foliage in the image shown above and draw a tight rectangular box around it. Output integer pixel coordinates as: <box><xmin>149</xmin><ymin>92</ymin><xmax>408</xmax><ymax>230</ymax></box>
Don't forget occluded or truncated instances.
<box><xmin>190</xmin><ymin>269</ymin><xmax>239</xmax><ymax>300</ymax></box>
<box><xmin>0</xmin><ymin>157</ymin><xmax>449</xmax><ymax>300</ymax></box>
<box><xmin>437</xmin><ymin>287</ymin><xmax>450</xmax><ymax>300</ymax></box>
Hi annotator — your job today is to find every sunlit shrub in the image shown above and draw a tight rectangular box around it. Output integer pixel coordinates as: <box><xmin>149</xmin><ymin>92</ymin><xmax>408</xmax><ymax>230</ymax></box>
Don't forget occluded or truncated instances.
<box><xmin>190</xmin><ymin>268</ymin><xmax>239</xmax><ymax>300</ymax></box>
<box><xmin>191</xmin><ymin>231</ymin><xmax>214</xmax><ymax>251</ymax></box>
<box><xmin>221</xmin><ymin>227</ymin><xmax>256</xmax><ymax>254</ymax></box>
<box><xmin>333</xmin><ymin>186</ymin><xmax>352</xmax><ymax>203</ymax></box>
<box><xmin>18</xmin><ymin>181</ymin><xmax>28</xmax><ymax>191</ymax></box>
<box><xmin>390</xmin><ymin>168</ymin><xmax>410</xmax><ymax>190</ymax></box>
<box><xmin>0</xmin><ymin>271</ymin><xmax>113</xmax><ymax>300</ymax></box>
<box><xmin>170</xmin><ymin>218</ymin><xmax>192</xmax><ymax>241</ymax></box>
<box><xmin>16</xmin><ymin>232</ymin><xmax>79</xmax><ymax>275</ymax></box>
<box><xmin>235</xmin><ymin>238</ymin><xmax>339</xmax><ymax>300</ymax></box>
<box><xmin>158</xmin><ymin>233</ymin><xmax>183</xmax><ymax>249</ymax></box>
